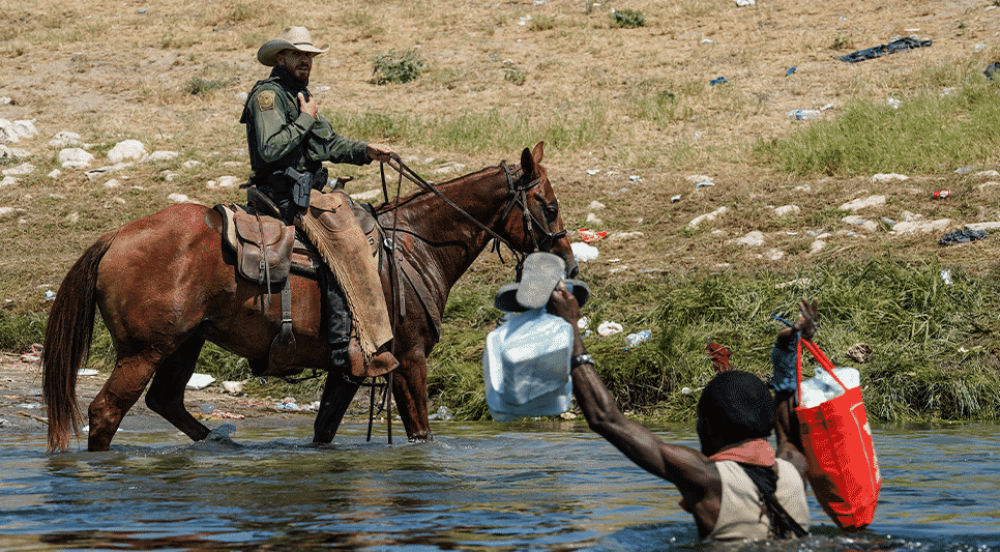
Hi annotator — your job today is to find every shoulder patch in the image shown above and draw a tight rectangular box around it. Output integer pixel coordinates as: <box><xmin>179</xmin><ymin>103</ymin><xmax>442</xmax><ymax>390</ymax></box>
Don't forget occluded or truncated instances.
<box><xmin>257</xmin><ymin>90</ymin><xmax>275</xmax><ymax>112</ymax></box>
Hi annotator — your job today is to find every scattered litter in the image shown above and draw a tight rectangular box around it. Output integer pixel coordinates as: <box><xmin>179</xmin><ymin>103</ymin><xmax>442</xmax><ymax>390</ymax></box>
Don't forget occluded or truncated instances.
<box><xmin>213</xmin><ymin>410</ymin><xmax>246</xmax><ymax>420</ymax></box>
<box><xmin>940</xmin><ymin>270</ymin><xmax>953</xmax><ymax>285</ymax></box>
<box><xmin>607</xmin><ymin>187</ymin><xmax>629</xmax><ymax>195</ymax></box>
<box><xmin>788</xmin><ymin>109</ymin><xmax>821</xmax><ymax>120</ymax></box>
<box><xmin>274</xmin><ymin>397</ymin><xmax>301</xmax><ymax>412</ymax></box>
<box><xmin>429</xmin><ymin>406</ymin><xmax>454</xmax><ymax>421</ymax></box>
<box><xmin>185</xmin><ymin>373</ymin><xmax>216</xmax><ymax>390</ymax></box>
<box><xmin>785</xmin><ymin>67</ymin><xmax>796</xmax><ymax>76</ymax></box>
<box><xmin>734</xmin><ymin>0</ymin><xmax>754</xmax><ymax>6</ymax></box>
<box><xmin>837</xmin><ymin>37</ymin><xmax>932</xmax><ymax>63</ymax></box>
<box><xmin>888</xmin><ymin>98</ymin><xmax>902</xmax><ymax>109</ymax></box>
<box><xmin>975</xmin><ymin>44</ymin><xmax>986</xmax><ymax>53</ymax></box>
<box><xmin>686</xmin><ymin>175</ymin><xmax>712</xmax><ymax>183</ymax></box>
<box><xmin>671</xmin><ymin>194</ymin><xmax>682</xmax><ymax>203</ymax></box>
<box><xmin>578</xmin><ymin>228</ymin><xmax>608</xmax><ymax>243</ymax></box>
<box><xmin>77</xmin><ymin>369</ymin><xmax>99</xmax><ymax>376</ymax></box>
<box><xmin>586</xmin><ymin>169</ymin><xmax>600</xmax><ymax>176</ymax></box>
<box><xmin>985</xmin><ymin>62</ymin><xmax>1000</xmax><ymax>81</ymax></box>
<box><xmin>629</xmin><ymin>175</ymin><xmax>641</xmax><ymax>182</ymax></box>
<box><xmin>44</xmin><ymin>290</ymin><xmax>56</xmax><ymax>301</ymax></box>
<box><xmin>597</xmin><ymin>321</ymin><xmax>623</xmax><ymax>337</ymax></box>
<box><xmin>578</xmin><ymin>317</ymin><xmax>590</xmax><ymax>331</ymax></box>
<box><xmin>932</xmin><ymin>190</ymin><xmax>950</xmax><ymax>199</ymax></box>
<box><xmin>20</xmin><ymin>344</ymin><xmax>42</xmax><ymax>363</ymax></box>
<box><xmin>695</xmin><ymin>180</ymin><xmax>716</xmax><ymax>187</ymax></box>
<box><xmin>588</xmin><ymin>200</ymin><xmax>605</xmax><ymax>210</ymax></box>
<box><xmin>571</xmin><ymin>241</ymin><xmax>599</xmax><ymax>262</ymax></box>
<box><xmin>821</xmin><ymin>103</ymin><xmax>835</xmax><ymax>111</ymax></box>
<box><xmin>954</xmin><ymin>166</ymin><xmax>976</xmax><ymax>175</ymax></box>
<box><xmin>939</xmin><ymin>229</ymin><xmax>988</xmax><ymax>246</ymax></box>
<box><xmin>701</xmin><ymin>39</ymin><xmax>715</xmax><ymax>44</ymax></box>
<box><xmin>709</xmin><ymin>76</ymin><xmax>728</xmax><ymax>86</ymax></box>
<box><xmin>625</xmin><ymin>330</ymin><xmax>652</xmax><ymax>348</ymax></box>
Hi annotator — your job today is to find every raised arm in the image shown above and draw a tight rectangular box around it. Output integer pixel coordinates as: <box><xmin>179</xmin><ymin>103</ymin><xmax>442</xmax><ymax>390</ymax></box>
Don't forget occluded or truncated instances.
<box><xmin>772</xmin><ymin>297</ymin><xmax>818</xmax><ymax>480</ymax></box>
<box><xmin>546</xmin><ymin>288</ymin><xmax>716</xmax><ymax>494</ymax></box>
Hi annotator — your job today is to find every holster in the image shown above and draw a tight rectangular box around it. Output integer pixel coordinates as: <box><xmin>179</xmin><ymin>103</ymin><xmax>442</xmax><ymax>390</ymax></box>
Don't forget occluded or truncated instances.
<box><xmin>277</xmin><ymin>167</ymin><xmax>329</xmax><ymax>210</ymax></box>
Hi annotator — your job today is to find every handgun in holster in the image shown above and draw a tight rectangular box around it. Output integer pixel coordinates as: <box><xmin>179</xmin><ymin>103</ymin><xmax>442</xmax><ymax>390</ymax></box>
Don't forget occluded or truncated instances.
<box><xmin>282</xmin><ymin>167</ymin><xmax>314</xmax><ymax>210</ymax></box>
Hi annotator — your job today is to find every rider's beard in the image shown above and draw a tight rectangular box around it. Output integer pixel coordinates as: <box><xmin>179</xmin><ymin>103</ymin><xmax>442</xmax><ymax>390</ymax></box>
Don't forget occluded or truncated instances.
<box><xmin>292</xmin><ymin>64</ymin><xmax>310</xmax><ymax>85</ymax></box>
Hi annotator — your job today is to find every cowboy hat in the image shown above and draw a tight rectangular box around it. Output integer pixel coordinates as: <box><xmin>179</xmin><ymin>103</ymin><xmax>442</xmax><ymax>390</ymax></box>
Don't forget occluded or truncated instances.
<box><xmin>494</xmin><ymin>252</ymin><xmax>590</xmax><ymax>312</ymax></box>
<box><xmin>257</xmin><ymin>27</ymin><xmax>330</xmax><ymax>67</ymax></box>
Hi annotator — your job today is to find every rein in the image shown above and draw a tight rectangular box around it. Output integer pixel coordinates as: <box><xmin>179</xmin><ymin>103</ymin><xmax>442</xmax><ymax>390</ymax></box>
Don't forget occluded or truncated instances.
<box><xmin>379</xmin><ymin>156</ymin><xmax>562</xmax><ymax>273</ymax></box>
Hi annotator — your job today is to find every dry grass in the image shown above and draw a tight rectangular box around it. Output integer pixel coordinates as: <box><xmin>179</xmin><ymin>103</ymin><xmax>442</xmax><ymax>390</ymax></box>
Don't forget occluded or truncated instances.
<box><xmin>2</xmin><ymin>0</ymin><xmax>1000</xmax><ymax>314</ymax></box>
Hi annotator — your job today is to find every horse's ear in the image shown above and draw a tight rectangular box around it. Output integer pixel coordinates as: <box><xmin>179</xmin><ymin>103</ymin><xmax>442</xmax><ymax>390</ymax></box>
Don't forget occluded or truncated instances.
<box><xmin>521</xmin><ymin>141</ymin><xmax>544</xmax><ymax>176</ymax></box>
<box><xmin>532</xmin><ymin>141</ymin><xmax>544</xmax><ymax>163</ymax></box>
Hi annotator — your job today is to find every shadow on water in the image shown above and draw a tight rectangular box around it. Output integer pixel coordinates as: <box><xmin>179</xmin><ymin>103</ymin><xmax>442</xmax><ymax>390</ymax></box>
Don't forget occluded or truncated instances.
<box><xmin>0</xmin><ymin>422</ymin><xmax>997</xmax><ymax>551</ymax></box>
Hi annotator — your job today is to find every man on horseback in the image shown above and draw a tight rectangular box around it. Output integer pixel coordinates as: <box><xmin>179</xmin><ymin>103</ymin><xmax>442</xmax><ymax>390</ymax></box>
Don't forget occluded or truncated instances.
<box><xmin>240</xmin><ymin>26</ymin><xmax>397</xmax><ymax>380</ymax></box>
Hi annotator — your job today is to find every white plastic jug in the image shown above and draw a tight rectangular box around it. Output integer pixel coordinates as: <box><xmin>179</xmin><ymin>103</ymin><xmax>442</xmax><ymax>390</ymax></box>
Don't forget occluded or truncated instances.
<box><xmin>798</xmin><ymin>367</ymin><xmax>861</xmax><ymax>409</ymax></box>
<box><xmin>483</xmin><ymin>308</ymin><xmax>574</xmax><ymax>421</ymax></box>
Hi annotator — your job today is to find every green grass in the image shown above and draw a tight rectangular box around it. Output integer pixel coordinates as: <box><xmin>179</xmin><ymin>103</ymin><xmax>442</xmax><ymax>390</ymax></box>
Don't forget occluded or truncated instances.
<box><xmin>426</xmin><ymin>259</ymin><xmax>1000</xmax><ymax>423</ymax></box>
<box><xmin>755</xmin><ymin>66</ymin><xmax>1000</xmax><ymax>176</ymax></box>
<box><xmin>6</xmin><ymin>260</ymin><xmax>999</xmax><ymax>423</ymax></box>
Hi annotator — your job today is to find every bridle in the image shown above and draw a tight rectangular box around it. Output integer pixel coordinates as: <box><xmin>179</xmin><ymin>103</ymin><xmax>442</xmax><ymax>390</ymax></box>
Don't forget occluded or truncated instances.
<box><xmin>499</xmin><ymin>162</ymin><xmax>568</xmax><ymax>258</ymax></box>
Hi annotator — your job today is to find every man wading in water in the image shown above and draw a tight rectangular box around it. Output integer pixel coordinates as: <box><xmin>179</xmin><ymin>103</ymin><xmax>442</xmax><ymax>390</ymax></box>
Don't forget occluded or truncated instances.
<box><xmin>545</xmin><ymin>290</ymin><xmax>817</xmax><ymax>541</ymax></box>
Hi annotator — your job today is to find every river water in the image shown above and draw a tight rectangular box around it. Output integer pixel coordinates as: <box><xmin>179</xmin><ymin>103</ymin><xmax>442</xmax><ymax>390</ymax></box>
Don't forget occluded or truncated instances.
<box><xmin>1</xmin><ymin>419</ymin><xmax>997</xmax><ymax>552</ymax></box>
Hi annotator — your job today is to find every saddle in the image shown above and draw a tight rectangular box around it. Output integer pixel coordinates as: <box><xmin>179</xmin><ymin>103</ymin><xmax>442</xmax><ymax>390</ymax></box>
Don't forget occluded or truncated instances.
<box><xmin>213</xmin><ymin>190</ymin><xmax>388</xmax><ymax>377</ymax></box>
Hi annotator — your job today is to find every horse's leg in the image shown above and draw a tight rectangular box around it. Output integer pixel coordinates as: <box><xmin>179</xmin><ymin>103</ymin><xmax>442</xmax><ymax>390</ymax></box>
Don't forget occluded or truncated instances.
<box><xmin>392</xmin><ymin>356</ymin><xmax>432</xmax><ymax>442</ymax></box>
<box><xmin>144</xmin><ymin>335</ymin><xmax>212</xmax><ymax>442</ymax></box>
<box><xmin>88</xmin><ymin>352</ymin><xmax>160</xmax><ymax>451</ymax></box>
<box><xmin>313</xmin><ymin>375</ymin><xmax>361</xmax><ymax>444</ymax></box>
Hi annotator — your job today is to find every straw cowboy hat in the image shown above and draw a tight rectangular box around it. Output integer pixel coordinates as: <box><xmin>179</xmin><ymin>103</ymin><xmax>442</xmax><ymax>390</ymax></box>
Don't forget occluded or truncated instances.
<box><xmin>257</xmin><ymin>27</ymin><xmax>330</xmax><ymax>66</ymax></box>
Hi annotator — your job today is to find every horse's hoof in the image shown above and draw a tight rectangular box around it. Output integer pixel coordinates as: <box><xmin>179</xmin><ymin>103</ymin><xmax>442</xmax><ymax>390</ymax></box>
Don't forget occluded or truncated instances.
<box><xmin>407</xmin><ymin>432</ymin><xmax>433</xmax><ymax>443</ymax></box>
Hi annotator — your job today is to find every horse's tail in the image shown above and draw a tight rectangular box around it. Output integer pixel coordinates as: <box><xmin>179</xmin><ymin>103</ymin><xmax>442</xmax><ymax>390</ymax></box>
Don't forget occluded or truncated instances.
<box><xmin>43</xmin><ymin>231</ymin><xmax>118</xmax><ymax>453</ymax></box>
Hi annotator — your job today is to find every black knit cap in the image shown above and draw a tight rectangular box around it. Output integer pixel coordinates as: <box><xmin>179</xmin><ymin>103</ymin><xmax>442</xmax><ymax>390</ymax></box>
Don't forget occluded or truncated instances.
<box><xmin>696</xmin><ymin>370</ymin><xmax>775</xmax><ymax>456</ymax></box>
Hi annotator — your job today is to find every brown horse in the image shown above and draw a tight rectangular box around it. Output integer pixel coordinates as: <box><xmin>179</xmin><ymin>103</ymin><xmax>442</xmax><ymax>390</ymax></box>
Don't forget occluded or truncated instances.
<box><xmin>43</xmin><ymin>142</ymin><xmax>578</xmax><ymax>452</ymax></box>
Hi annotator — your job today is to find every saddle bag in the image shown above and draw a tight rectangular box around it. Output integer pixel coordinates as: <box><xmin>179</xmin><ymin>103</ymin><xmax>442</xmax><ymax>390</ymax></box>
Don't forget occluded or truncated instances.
<box><xmin>233</xmin><ymin>213</ymin><xmax>294</xmax><ymax>284</ymax></box>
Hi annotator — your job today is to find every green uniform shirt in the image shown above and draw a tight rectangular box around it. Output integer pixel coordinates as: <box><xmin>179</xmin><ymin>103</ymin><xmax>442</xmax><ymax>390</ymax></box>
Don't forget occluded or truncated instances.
<box><xmin>241</xmin><ymin>69</ymin><xmax>371</xmax><ymax>178</ymax></box>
